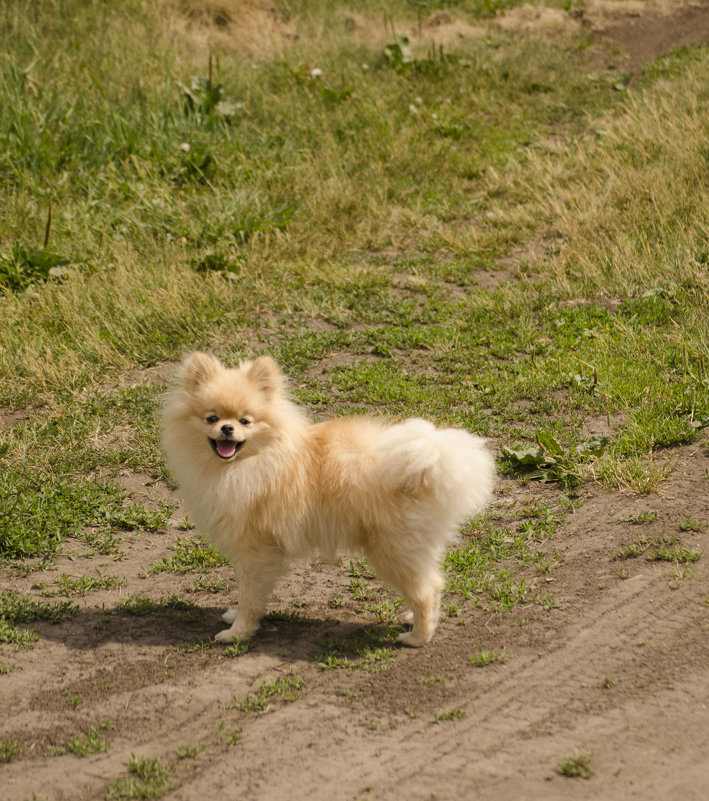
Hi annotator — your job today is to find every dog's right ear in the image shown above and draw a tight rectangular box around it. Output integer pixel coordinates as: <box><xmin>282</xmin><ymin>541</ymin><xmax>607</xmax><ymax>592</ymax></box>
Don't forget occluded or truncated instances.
<box><xmin>179</xmin><ymin>352</ymin><xmax>221</xmax><ymax>391</ymax></box>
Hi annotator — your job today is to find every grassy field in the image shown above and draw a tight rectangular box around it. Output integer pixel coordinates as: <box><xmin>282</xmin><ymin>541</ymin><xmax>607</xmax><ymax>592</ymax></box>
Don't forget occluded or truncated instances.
<box><xmin>1</xmin><ymin>0</ymin><xmax>708</xmax><ymax>582</ymax></box>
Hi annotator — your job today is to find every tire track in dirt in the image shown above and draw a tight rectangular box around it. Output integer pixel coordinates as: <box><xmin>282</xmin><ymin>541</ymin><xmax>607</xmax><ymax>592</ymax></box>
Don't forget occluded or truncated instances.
<box><xmin>168</xmin><ymin>553</ymin><xmax>707</xmax><ymax>801</ymax></box>
<box><xmin>138</xmin><ymin>474</ymin><xmax>708</xmax><ymax>801</ymax></box>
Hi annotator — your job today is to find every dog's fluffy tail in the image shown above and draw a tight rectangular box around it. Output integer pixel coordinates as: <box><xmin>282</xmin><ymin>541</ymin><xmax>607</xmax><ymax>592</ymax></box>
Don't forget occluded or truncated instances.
<box><xmin>377</xmin><ymin>418</ymin><xmax>495</xmax><ymax>527</ymax></box>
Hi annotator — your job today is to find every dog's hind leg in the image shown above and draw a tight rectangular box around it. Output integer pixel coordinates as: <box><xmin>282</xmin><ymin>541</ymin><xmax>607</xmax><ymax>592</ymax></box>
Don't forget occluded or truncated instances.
<box><xmin>397</xmin><ymin>571</ymin><xmax>444</xmax><ymax>647</ymax></box>
<box><xmin>367</xmin><ymin>551</ymin><xmax>445</xmax><ymax>647</ymax></box>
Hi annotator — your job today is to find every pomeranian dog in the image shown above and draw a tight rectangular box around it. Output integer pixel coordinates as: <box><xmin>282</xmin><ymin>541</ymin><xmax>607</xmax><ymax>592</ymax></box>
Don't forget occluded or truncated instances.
<box><xmin>161</xmin><ymin>352</ymin><xmax>495</xmax><ymax>647</ymax></box>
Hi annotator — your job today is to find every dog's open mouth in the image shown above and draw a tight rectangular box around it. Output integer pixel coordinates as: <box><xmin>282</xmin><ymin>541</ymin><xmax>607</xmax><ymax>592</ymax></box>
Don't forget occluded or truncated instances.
<box><xmin>209</xmin><ymin>438</ymin><xmax>244</xmax><ymax>460</ymax></box>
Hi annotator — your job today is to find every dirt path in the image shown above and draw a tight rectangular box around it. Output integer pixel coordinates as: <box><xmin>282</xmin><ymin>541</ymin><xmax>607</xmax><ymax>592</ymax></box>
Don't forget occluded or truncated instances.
<box><xmin>3</xmin><ymin>441</ymin><xmax>707</xmax><ymax>800</ymax></box>
<box><xmin>2</xmin><ymin>3</ymin><xmax>709</xmax><ymax>800</ymax></box>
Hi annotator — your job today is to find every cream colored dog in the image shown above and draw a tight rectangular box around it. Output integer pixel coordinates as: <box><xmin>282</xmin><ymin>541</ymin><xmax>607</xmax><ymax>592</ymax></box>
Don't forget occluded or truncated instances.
<box><xmin>162</xmin><ymin>353</ymin><xmax>494</xmax><ymax>646</ymax></box>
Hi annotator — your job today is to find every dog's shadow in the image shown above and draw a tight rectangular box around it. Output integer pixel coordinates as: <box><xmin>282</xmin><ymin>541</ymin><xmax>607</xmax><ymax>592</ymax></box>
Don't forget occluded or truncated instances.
<box><xmin>33</xmin><ymin>602</ymin><xmax>404</xmax><ymax>664</ymax></box>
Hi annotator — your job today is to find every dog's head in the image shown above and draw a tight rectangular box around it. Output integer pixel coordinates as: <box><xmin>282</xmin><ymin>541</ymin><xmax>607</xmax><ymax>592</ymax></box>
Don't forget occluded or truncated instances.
<box><xmin>169</xmin><ymin>352</ymin><xmax>286</xmax><ymax>463</ymax></box>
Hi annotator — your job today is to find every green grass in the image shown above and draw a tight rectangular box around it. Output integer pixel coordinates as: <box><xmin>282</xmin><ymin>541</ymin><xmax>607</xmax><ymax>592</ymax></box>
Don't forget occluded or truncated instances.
<box><xmin>0</xmin><ymin>590</ymin><xmax>78</xmax><ymax>623</ymax></box>
<box><xmin>444</xmin><ymin>529</ymin><xmax>538</xmax><ymax>610</ymax></box>
<box><xmin>0</xmin><ymin>469</ymin><xmax>170</xmax><ymax>562</ymax></box>
<box><xmin>0</xmin><ymin>589</ymin><xmax>78</xmax><ymax>648</ymax></box>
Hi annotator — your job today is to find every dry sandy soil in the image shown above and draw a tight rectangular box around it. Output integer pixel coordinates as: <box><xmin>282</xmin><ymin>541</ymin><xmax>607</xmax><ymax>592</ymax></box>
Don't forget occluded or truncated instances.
<box><xmin>2</xmin><ymin>3</ymin><xmax>709</xmax><ymax>800</ymax></box>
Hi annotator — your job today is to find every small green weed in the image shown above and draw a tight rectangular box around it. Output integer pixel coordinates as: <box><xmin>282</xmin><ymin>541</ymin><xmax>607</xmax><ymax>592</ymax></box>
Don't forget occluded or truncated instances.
<box><xmin>148</xmin><ymin>536</ymin><xmax>228</xmax><ymax>574</ymax></box>
<box><xmin>229</xmin><ymin>675</ymin><xmax>307</xmax><ymax>715</ymax></box>
<box><xmin>105</xmin><ymin>754</ymin><xmax>176</xmax><ymax>800</ymax></box>
<box><xmin>0</xmin><ymin>617</ymin><xmax>40</xmax><ymax>648</ymax></box>
<box><xmin>444</xmin><ymin>525</ymin><xmax>537</xmax><ymax>611</ymax></box>
<box><xmin>470</xmin><ymin>647</ymin><xmax>510</xmax><ymax>667</ymax></box>
<box><xmin>184</xmin><ymin>575</ymin><xmax>226</xmax><ymax>594</ymax></box>
<box><xmin>678</xmin><ymin>516</ymin><xmax>706</xmax><ymax>532</ymax></box>
<box><xmin>502</xmin><ymin>431</ymin><xmax>609</xmax><ymax>489</ymax></box>
<box><xmin>620</xmin><ymin>510</ymin><xmax>658</xmax><ymax>525</ymax></box>
<box><xmin>348</xmin><ymin>558</ymin><xmax>375</xmax><ymax>579</ymax></box>
<box><xmin>348</xmin><ymin>578</ymin><xmax>375</xmax><ymax>602</ymax></box>
<box><xmin>114</xmin><ymin>596</ymin><xmax>163</xmax><ymax>617</ymax></box>
<box><xmin>614</xmin><ymin>536</ymin><xmax>652</xmax><ymax>560</ymax></box>
<box><xmin>114</xmin><ymin>595</ymin><xmax>198</xmax><ymax>617</ymax></box>
<box><xmin>617</xmin><ymin>535</ymin><xmax>702</xmax><ymax>564</ymax></box>
<box><xmin>176</xmin><ymin>744</ymin><xmax>203</xmax><ymax>759</ymax></box>
<box><xmin>44</xmin><ymin>570</ymin><xmax>125</xmax><ymax>597</ymax></box>
<box><xmin>441</xmin><ymin>602</ymin><xmax>461</xmax><ymax>618</ymax></box>
<box><xmin>263</xmin><ymin>610</ymin><xmax>316</xmax><ymax>625</ymax></box>
<box><xmin>432</xmin><ymin>708</ymin><xmax>466</xmax><ymax>723</ymax></box>
<box><xmin>223</xmin><ymin>639</ymin><xmax>251</xmax><ymax>658</ymax></box>
<box><xmin>0</xmin><ymin>239</ymin><xmax>70</xmax><ymax>292</ymax></box>
<box><xmin>362</xmin><ymin>599</ymin><xmax>402</xmax><ymax>625</ymax></box>
<box><xmin>0</xmin><ymin>738</ymin><xmax>19</xmax><ymax>762</ymax></box>
<box><xmin>216</xmin><ymin>719</ymin><xmax>244</xmax><ymax>747</ymax></box>
<box><xmin>316</xmin><ymin>628</ymin><xmax>398</xmax><ymax>672</ymax></box>
<box><xmin>69</xmin><ymin>722</ymin><xmax>111</xmax><ymax>756</ymax></box>
<box><xmin>667</xmin><ymin>562</ymin><xmax>695</xmax><ymax>582</ymax></box>
<box><xmin>171</xmin><ymin>638</ymin><xmax>217</xmax><ymax>654</ymax></box>
<box><xmin>648</xmin><ymin>537</ymin><xmax>701</xmax><ymax>564</ymax></box>
<box><xmin>0</xmin><ymin>660</ymin><xmax>19</xmax><ymax>674</ymax></box>
<box><xmin>420</xmin><ymin>672</ymin><xmax>444</xmax><ymax>686</ymax></box>
<box><xmin>556</xmin><ymin>750</ymin><xmax>594</xmax><ymax>779</ymax></box>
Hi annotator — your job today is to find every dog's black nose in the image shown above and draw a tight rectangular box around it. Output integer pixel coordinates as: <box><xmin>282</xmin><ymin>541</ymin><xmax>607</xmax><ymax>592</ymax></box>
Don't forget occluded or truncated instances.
<box><xmin>221</xmin><ymin>423</ymin><xmax>234</xmax><ymax>437</ymax></box>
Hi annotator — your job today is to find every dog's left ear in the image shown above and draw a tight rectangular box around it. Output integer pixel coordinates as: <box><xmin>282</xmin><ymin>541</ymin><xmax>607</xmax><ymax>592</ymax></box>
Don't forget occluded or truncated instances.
<box><xmin>247</xmin><ymin>356</ymin><xmax>282</xmax><ymax>399</ymax></box>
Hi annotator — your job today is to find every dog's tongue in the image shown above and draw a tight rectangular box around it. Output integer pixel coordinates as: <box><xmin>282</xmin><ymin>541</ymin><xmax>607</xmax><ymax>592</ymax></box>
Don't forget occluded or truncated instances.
<box><xmin>217</xmin><ymin>440</ymin><xmax>238</xmax><ymax>459</ymax></box>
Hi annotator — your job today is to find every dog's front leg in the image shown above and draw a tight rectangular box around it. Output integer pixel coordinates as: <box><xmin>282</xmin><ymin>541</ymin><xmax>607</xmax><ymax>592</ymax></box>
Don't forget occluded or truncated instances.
<box><xmin>215</xmin><ymin>550</ymin><xmax>288</xmax><ymax>643</ymax></box>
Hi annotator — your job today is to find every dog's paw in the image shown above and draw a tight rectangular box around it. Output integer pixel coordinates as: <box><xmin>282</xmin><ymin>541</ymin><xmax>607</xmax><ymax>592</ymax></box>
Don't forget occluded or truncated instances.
<box><xmin>215</xmin><ymin>626</ymin><xmax>252</xmax><ymax>644</ymax></box>
<box><xmin>403</xmin><ymin>610</ymin><xmax>414</xmax><ymax>624</ymax></box>
<box><xmin>397</xmin><ymin>631</ymin><xmax>427</xmax><ymax>648</ymax></box>
<box><xmin>214</xmin><ymin>627</ymin><xmax>236</xmax><ymax>644</ymax></box>
<box><xmin>221</xmin><ymin>608</ymin><xmax>238</xmax><ymax>624</ymax></box>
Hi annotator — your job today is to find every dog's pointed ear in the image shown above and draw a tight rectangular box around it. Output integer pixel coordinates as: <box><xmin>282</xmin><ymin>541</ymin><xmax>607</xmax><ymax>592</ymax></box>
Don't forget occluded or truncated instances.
<box><xmin>247</xmin><ymin>355</ymin><xmax>282</xmax><ymax>398</ymax></box>
<box><xmin>179</xmin><ymin>352</ymin><xmax>221</xmax><ymax>391</ymax></box>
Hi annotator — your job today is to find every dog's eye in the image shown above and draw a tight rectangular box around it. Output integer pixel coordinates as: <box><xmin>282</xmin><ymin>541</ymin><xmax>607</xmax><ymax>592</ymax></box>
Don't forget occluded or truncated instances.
<box><xmin>206</xmin><ymin>415</ymin><xmax>219</xmax><ymax>425</ymax></box>
<box><xmin>239</xmin><ymin>418</ymin><xmax>251</xmax><ymax>426</ymax></box>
